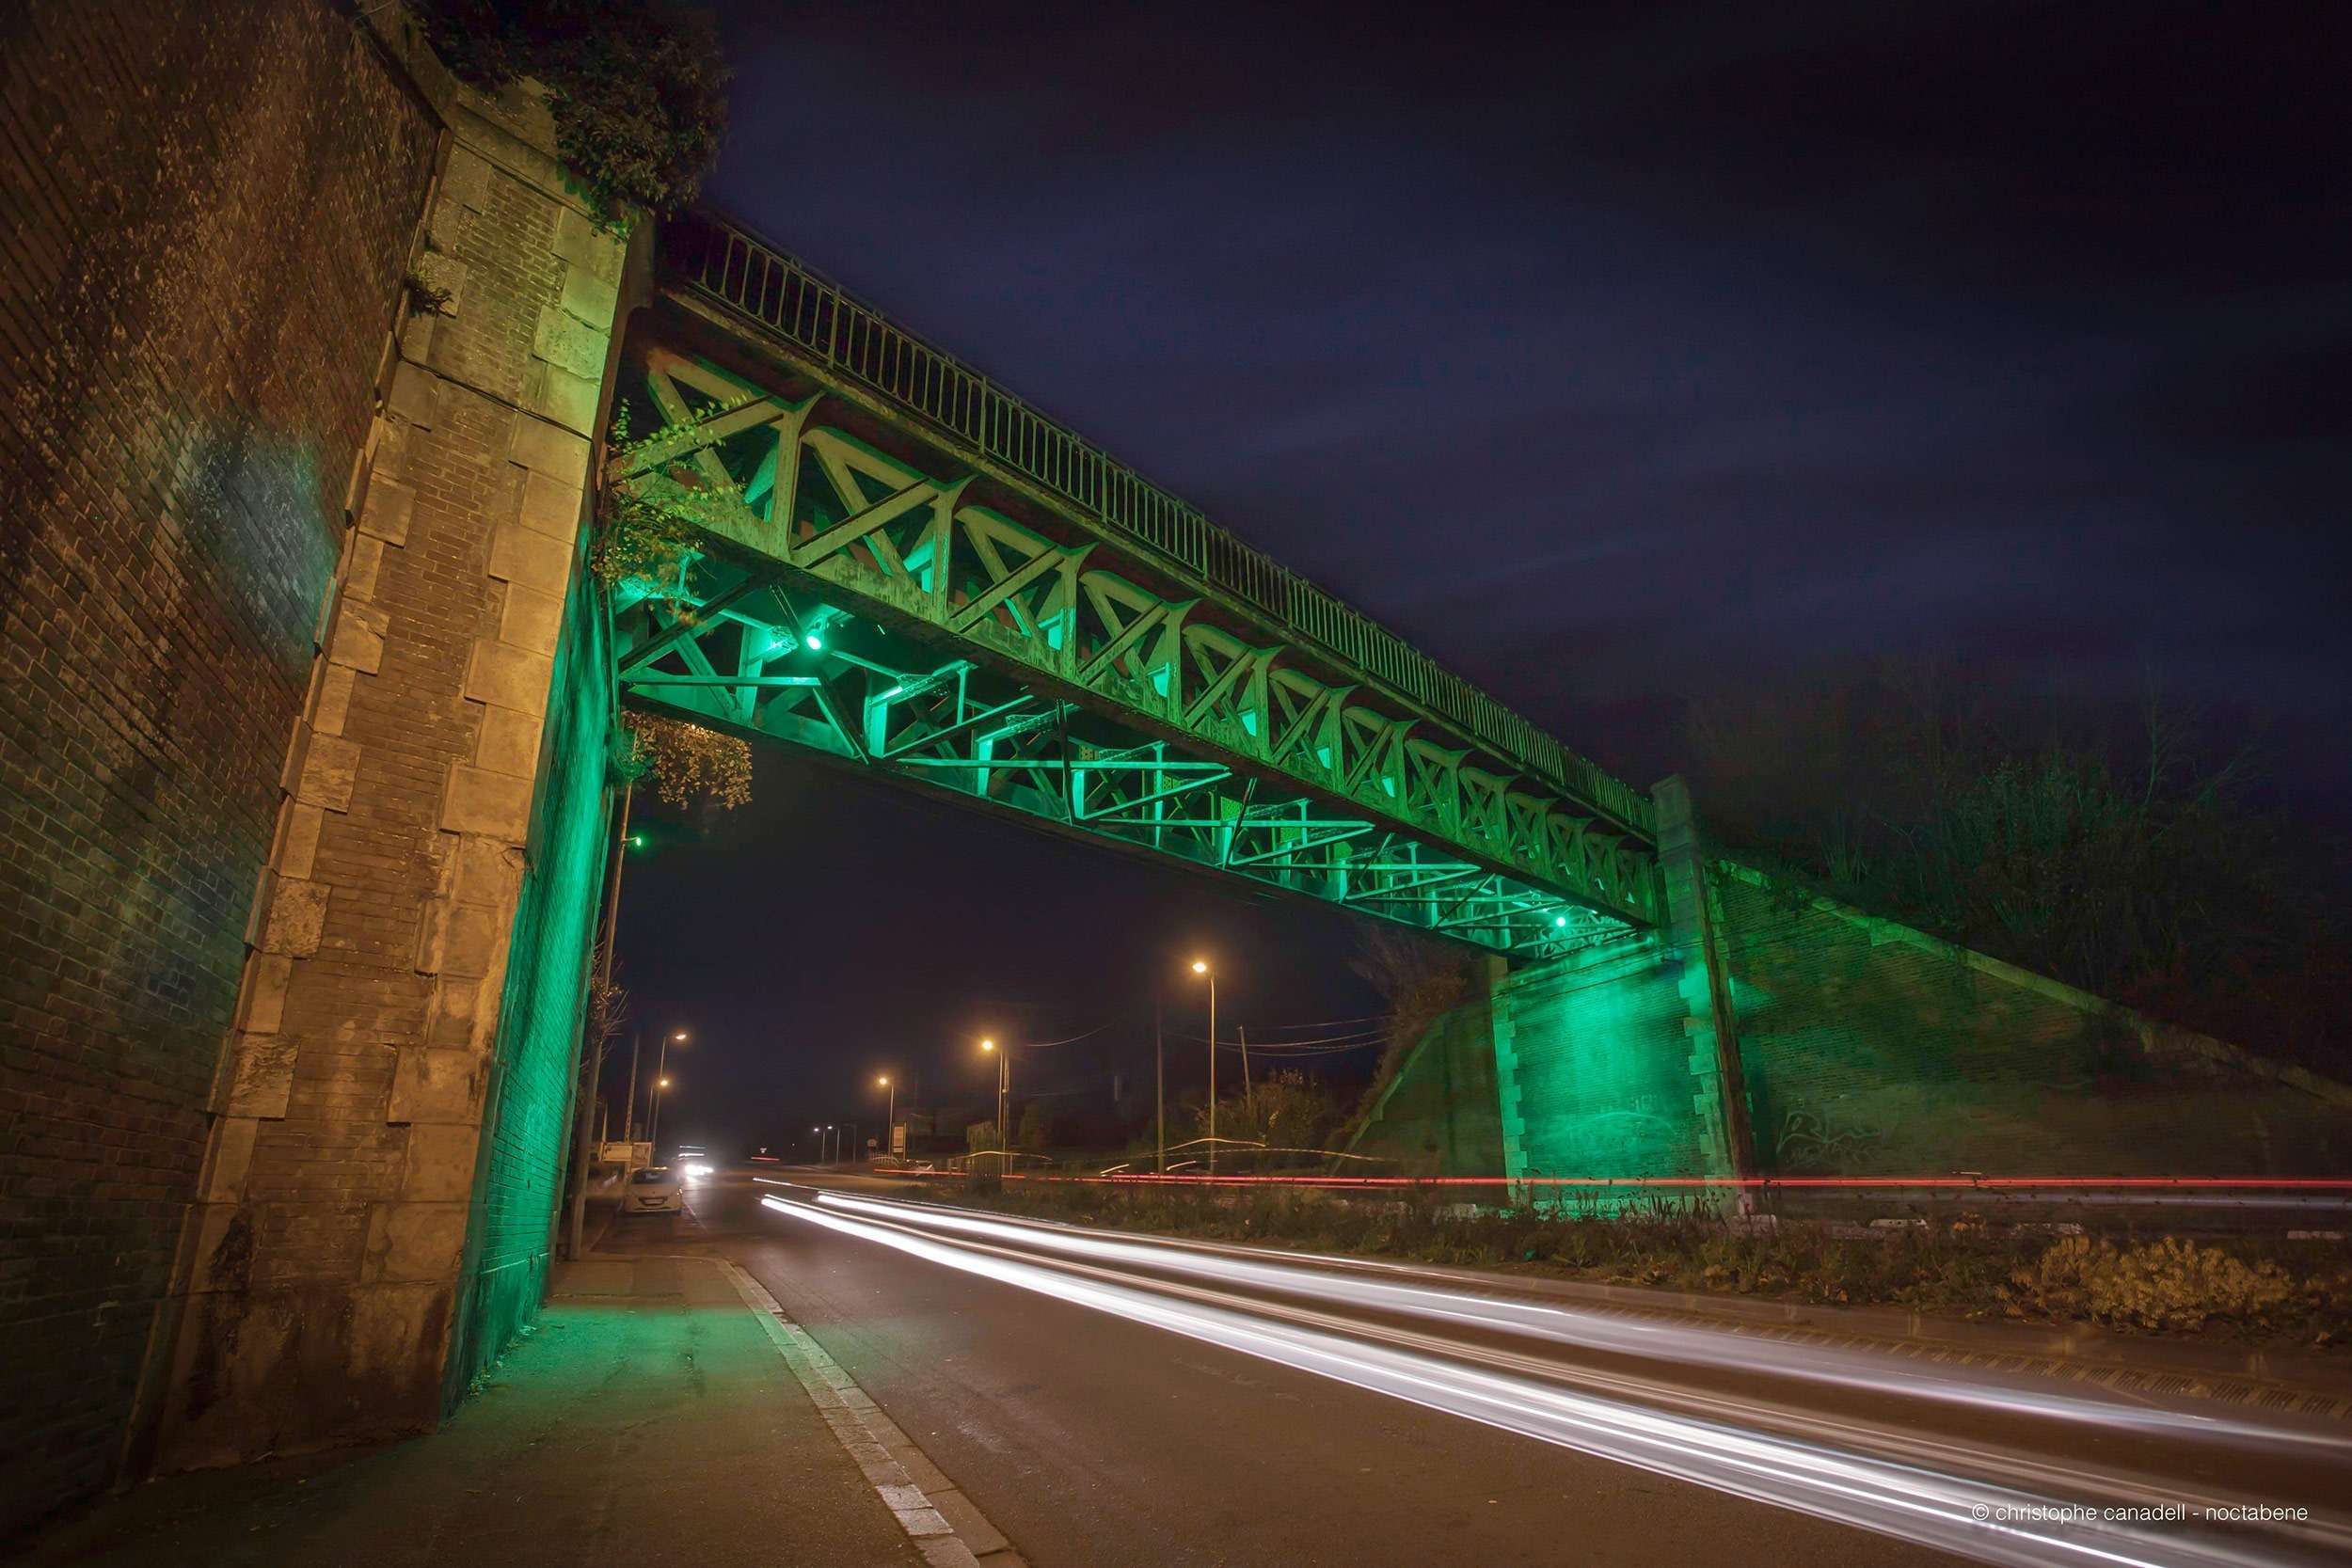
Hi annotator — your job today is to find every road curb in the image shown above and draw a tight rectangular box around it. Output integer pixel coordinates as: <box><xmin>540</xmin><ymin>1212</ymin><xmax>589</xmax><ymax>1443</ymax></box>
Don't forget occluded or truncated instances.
<box><xmin>718</xmin><ymin>1258</ymin><xmax>1028</xmax><ymax>1568</ymax></box>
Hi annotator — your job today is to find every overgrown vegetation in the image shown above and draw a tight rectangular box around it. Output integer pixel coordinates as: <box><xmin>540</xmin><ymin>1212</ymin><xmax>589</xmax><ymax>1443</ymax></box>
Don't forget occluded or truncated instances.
<box><xmin>1345</xmin><ymin>927</ymin><xmax>1470</xmax><ymax>1137</ymax></box>
<box><xmin>955</xmin><ymin>1181</ymin><xmax>2352</xmax><ymax>1345</ymax></box>
<box><xmin>1189</xmin><ymin>1070</ymin><xmax>1351</xmax><ymax>1154</ymax></box>
<box><xmin>409</xmin><ymin>0</ymin><xmax>730</xmax><ymax>221</ymax></box>
<box><xmin>2008</xmin><ymin>1235</ymin><xmax>2298</xmax><ymax>1334</ymax></box>
<box><xmin>592</xmin><ymin>397</ymin><xmax>756</xmax><ymax>606</ymax></box>
<box><xmin>400</xmin><ymin>269</ymin><xmax>454</xmax><ymax>317</ymax></box>
<box><xmin>1686</xmin><ymin>659</ymin><xmax>2351</xmax><ymax>1074</ymax></box>
<box><xmin>616</xmin><ymin>712</ymin><xmax>751</xmax><ymax>809</ymax></box>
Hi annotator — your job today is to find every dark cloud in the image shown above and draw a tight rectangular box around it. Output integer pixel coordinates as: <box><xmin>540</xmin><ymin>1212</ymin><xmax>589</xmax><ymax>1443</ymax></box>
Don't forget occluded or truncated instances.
<box><xmin>641</xmin><ymin>0</ymin><xmax>2349</xmax><ymax>1141</ymax></box>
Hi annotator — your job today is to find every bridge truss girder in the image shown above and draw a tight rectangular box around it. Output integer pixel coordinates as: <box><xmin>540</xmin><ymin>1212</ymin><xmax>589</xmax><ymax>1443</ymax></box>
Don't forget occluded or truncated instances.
<box><xmin>610</xmin><ymin>340</ymin><xmax>1652</xmax><ymax>955</ymax></box>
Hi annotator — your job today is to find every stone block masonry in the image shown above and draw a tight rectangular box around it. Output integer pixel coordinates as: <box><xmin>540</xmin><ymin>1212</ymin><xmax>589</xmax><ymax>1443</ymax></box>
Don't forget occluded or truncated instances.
<box><xmin>0</xmin><ymin>0</ymin><xmax>437</xmax><ymax>1533</ymax></box>
<box><xmin>152</xmin><ymin>20</ymin><xmax>628</xmax><ymax>1473</ymax></box>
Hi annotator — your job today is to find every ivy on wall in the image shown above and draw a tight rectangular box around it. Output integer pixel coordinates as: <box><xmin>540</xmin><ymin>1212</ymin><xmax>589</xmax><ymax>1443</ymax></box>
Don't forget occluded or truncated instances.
<box><xmin>408</xmin><ymin>0</ymin><xmax>730</xmax><ymax>220</ymax></box>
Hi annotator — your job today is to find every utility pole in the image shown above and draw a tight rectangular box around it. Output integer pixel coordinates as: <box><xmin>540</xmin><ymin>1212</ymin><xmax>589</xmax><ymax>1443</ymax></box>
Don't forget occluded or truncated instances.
<box><xmin>1191</xmin><ymin>960</ymin><xmax>1216</xmax><ymax>1176</ymax></box>
<box><xmin>622</xmin><ymin>1028</ymin><xmax>642</xmax><ymax>1150</ymax></box>
<box><xmin>1239</xmin><ymin>1023</ymin><xmax>1253</xmax><ymax>1125</ymax></box>
<box><xmin>568</xmin><ymin>780</ymin><xmax>634</xmax><ymax>1256</ymax></box>
<box><xmin>979</xmin><ymin>1037</ymin><xmax>1006</xmax><ymax>1164</ymax></box>
<box><xmin>564</xmin><ymin>1026</ymin><xmax>608</xmax><ymax>1261</ymax></box>
<box><xmin>646</xmin><ymin>1029</ymin><xmax>685</xmax><ymax>1156</ymax></box>
<box><xmin>1154</xmin><ymin>996</ymin><xmax>1165</xmax><ymax>1175</ymax></box>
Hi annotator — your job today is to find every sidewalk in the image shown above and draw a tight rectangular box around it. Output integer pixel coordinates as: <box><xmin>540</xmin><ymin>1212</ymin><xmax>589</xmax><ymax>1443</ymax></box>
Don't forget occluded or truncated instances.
<box><xmin>20</xmin><ymin>1256</ymin><xmax>933</xmax><ymax>1568</ymax></box>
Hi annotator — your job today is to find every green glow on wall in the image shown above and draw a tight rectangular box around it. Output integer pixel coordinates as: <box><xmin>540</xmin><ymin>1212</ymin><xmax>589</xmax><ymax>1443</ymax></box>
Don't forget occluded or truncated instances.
<box><xmin>1502</xmin><ymin>942</ymin><xmax>1708</xmax><ymax>1196</ymax></box>
<box><xmin>444</xmin><ymin>565</ymin><xmax>614</xmax><ymax>1408</ymax></box>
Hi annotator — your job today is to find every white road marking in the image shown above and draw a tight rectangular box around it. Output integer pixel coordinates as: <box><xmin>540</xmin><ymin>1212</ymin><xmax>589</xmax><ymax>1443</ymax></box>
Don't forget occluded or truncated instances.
<box><xmin>717</xmin><ymin>1256</ymin><xmax>1019</xmax><ymax>1568</ymax></box>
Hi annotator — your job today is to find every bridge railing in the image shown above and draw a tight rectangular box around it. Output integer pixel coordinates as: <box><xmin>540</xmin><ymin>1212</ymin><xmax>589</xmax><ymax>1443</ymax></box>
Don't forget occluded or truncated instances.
<box><xmin>663</xmin><ymin>211</ymin><xmax>1654</xmax><ymax>840</ymax></box>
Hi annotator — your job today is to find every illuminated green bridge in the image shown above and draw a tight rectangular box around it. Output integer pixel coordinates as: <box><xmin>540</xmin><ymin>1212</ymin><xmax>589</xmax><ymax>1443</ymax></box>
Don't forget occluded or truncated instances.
<box><xmin>614</xmin><ymin>213</ymin><xmax>1659</xmax><ymax>956</ymax></box>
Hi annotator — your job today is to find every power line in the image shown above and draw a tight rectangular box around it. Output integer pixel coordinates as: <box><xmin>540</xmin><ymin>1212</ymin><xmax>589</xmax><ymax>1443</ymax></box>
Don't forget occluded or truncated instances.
<box><xmin>1172</xmin><ymin>1027</ymin><xmax>1388</xmax><ymax>1049</ymax></box>
<box><xmin>1018</xmin><ymin>1022</ymin><xmax>1111</xmax><ymax>1049</ymax></box>
<box><xmin>1228</xmin><ymin>1011</ymin><xmax>1391</xmax><ymax>1033</ymax></box>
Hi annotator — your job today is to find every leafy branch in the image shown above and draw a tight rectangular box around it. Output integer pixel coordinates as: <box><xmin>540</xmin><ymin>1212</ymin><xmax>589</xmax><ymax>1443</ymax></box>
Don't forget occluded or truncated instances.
<box><xmin>590</xmin><ymin>397</ymin><xmax>755</xmax><ymax>609</ymax></box>
<box><xmin>408</xmin><ymin>0</ymin><xmax>730</xmax><ymax>222</ymax></box>
<box><xmin>617</xmin><ymin>712</ymin><xmax>751</xmax><ymax>810</ymax></box>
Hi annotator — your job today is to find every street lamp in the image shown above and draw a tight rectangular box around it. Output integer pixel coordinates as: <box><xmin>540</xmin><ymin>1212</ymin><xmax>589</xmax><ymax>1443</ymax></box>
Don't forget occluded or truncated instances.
<box><xmin>647</xmin><ymin>1029</ymin><xmax>687</xmax><ymax>1153</ymax></box>
<box><xmin>1190</xmin><ymin>959</ymin><xmax>1216</xmax><ymax>1174</ymax></box>
<box><xmin>649</xmin><ymin>1073</ymin><xmax>676</xmax><ymax>1153</ymax></box>
<box><xmin>979</xmin><ymin>1037</ymin><xmax>1006</xmax><ymax>1161</ymax></box>
<box><xmin>876</xmin><ymin>1074</ymin><xmax>896</xmax><ymax>1156</ymax></box>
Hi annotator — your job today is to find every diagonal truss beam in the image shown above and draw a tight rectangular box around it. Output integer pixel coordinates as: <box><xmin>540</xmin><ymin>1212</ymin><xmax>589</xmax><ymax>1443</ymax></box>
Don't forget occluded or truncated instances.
<box><xmin>605</xmin><ymin>328</ymin><xmax>1656</xmax><ymax>949</ymax></box>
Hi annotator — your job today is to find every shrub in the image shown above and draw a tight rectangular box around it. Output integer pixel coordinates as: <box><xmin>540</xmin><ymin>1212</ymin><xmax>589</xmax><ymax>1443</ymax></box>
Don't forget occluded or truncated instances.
<box><xmin>410</xmin><ymin>0</ymin><xmax>730</xmax><ymax>221</ymax></box>
<box><xmin>2007</xmin><ymin>1235</ymin><xmax>2296</xmax><ymax>1333</ymax></box>
<box><xmin>945</xmin><ymin>1181</ymin><xmax>2348</xmax><ymax>1344</ymax></box>
<box><xmin>618</xmin><ymin>713</ymin><xmax>750</xmax><ymax>809</ymax></box>
<box><xmin>593</xmin><ymin>397</ymin><xmax>759</xmax><ymax>607</ymax></box>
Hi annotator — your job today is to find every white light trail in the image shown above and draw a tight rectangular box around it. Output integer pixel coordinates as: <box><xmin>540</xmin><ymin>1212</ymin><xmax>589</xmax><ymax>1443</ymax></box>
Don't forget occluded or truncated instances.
<box><xmin>763</xmin><ymin>1190</ymin><xmax>2347</xmax><ymax>1568</ymax></box>
<box><xmin>805</xmin><ymin>1190</ymin><xmax>2346</xmax><ymax>1458</ymax></box>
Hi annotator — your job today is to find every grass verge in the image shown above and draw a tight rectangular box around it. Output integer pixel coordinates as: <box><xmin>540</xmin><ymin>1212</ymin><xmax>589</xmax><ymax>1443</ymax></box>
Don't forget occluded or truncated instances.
<box><xmin>939</xmin><ymin>1180</ymin><xmax>2352</xmax><ymax>1346</ymax></box>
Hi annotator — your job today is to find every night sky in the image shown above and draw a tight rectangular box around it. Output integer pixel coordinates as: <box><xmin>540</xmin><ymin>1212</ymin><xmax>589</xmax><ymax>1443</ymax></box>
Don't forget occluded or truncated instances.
<box><xmin>619</xmin><ymin>1</ymin><xmax>2350</xmax><ymax>1158</ymax></box>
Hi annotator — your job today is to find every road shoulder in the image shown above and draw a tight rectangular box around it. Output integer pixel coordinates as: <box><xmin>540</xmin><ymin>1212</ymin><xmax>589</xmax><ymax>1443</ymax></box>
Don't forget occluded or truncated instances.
<box><xmin>18</xmin><ymin>1257</ymin><xmax>935</xmax><ymax>1567</ymax></box>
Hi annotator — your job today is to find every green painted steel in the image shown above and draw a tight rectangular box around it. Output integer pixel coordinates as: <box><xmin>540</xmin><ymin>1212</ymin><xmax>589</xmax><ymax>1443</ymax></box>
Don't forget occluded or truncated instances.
<box><xmin>611</xmin><ymin>213</ymin><xmax>1660</xmax><ymax>953</ymax></box>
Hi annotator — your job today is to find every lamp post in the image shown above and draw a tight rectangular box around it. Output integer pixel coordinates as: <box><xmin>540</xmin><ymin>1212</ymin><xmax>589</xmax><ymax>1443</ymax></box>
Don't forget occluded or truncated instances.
<box><xmin>1190</xmin><ymin>959</ymin><xmax>1216</xmax><ymax>1175</ymax></box>
<box><xmin>647</xmin><ymin>1029</ymin><xmax>686</xmax><ymax>1155</ymax></box>
<box><xmin>649</xmin><ymin>1075</ymin><xmax>673</xmax><ymax>1154</ymax></box>
<box><xmin>979</xmin><ymin>1037</ymin><xmax>1005</xmax><ymax>1162</ymax></box>
<box><xmin>877</xmin><ymin>1075</ymin><xmax>896</xmax><ymax>1156</ymax></box>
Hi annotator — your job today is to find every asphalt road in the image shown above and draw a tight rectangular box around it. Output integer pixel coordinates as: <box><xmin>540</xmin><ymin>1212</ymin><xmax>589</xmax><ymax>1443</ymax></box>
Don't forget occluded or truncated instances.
<box><xmin>601</xmin><ymin>1171</ymin><xmax>2352</xmax><ymax>1568</ymax></box>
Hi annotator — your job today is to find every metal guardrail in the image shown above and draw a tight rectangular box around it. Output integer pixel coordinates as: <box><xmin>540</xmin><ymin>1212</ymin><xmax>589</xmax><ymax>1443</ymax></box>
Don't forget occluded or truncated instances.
<box><xmin>663</xmin><ymin>212</ymin><xmax>1655</xmax><ymax>841</ymax></box>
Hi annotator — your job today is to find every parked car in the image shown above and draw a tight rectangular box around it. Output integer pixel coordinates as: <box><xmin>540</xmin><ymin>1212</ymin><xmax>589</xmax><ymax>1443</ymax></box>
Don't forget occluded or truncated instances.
<box><xmin>623</xmin><ymin>1164</ymin><xmax>683</xmax><ymax>1214</ymax></box>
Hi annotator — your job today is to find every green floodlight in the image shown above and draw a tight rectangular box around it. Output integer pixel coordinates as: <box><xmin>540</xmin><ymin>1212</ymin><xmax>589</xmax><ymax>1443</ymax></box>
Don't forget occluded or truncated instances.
<box><xmin>804</xmin><ymin>631</ymin><xmax>823</xmax><ymax>651</ymax></box>
<box><xmin>1553</xmin><ymin>913</ymin><xmax>1569</xmax><ymax>927</ymax></box>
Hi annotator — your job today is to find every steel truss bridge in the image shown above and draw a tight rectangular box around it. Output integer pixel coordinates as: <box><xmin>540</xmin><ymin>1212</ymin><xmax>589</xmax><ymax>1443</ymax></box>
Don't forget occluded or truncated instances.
<box><xmin>610</xmin><ymin>213</ymin><xmax>1660</xmax><ymax>957</ymax></box>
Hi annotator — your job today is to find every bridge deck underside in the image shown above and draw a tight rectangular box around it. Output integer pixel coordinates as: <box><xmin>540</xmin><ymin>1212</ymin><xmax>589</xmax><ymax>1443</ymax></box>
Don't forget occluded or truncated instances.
<box><xmin>611</xmin><ymin>315</ymin><xmax>1654</xmax><ymax>956</ymax></box>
